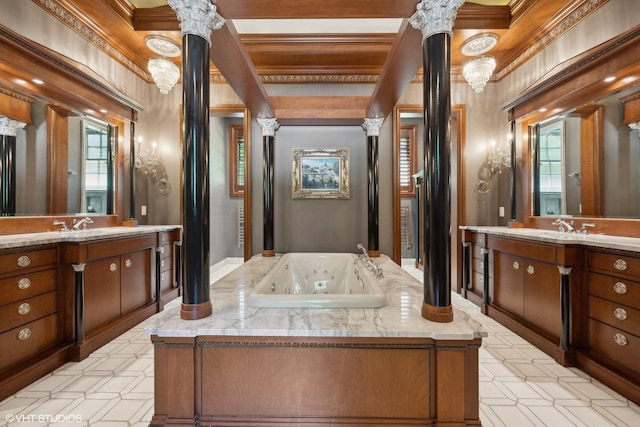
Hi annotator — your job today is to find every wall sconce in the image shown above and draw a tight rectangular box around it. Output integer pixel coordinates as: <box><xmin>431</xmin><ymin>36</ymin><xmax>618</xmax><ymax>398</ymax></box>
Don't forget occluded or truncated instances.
<box><xmin>135</xmin><ymin>137</ymin><xmax>171</xmax><ymax>194</ymax></box>
<box><xmin>460</xmin><ymin>33</ymin><xmax>498</xmax><ymax>93</ymax></box>
<box><xmin>486</xmin><ymin>140</ymin><xmax>511</xmax><ymax>175</ymax></box>
<box><xmin>145</xmin><ymin>35</ymin><xmax>181</xmax><ymax>95</ymax></box>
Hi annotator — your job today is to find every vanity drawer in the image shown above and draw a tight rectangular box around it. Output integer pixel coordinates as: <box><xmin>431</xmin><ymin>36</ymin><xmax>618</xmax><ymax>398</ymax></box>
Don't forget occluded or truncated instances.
<box><xmin>589</xmin><ymin>272</ymin><xmax>640</xmax><ymax>309</ymax></box>
<box><xmin>160</xmin><ymin>268</ymin><xmax>174</xmax><ymax>293</ymax></box>
<box><xmin>0</xmin><ymin>248</ymin><xmax>57</xmax><ymax>275</ymax></box>
<box><xmin>0</xmin><ymin>314</ymin><xmax>57</xmax><ymax>371</ymax></box>
<box><xmin>589</xmin><ymin>295</ymin><xmax>640</xmax><ymax>337</ymax></box>
<box><xmin>588</xmin><ymin>319</ymin><xmax>640</xmax><ymax>374</ymax></box>
<box><xmin>0</xmin><ymin>292</ymin><xmax>57</xmax><ymax>334</ymax></box>
<box><xmin>0</xmin><ymin>269</ymin><xmax>56</xmax><ymax>305</ymax></box>
<box><xmin>588</xmin><ymin>251</ymin><xmax>640</xmax><ymax>278</ymax></box>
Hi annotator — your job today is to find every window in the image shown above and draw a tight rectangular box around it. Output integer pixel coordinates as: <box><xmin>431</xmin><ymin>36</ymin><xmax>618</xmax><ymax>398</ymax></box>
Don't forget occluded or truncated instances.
<box><xmin>229</xmin><ymin>124</ymin><xmax>245</xmax><ymax>197</ymax></box>
<box><xmin>82</xmin><ymin>120</ymin><xmax>110</xmax><ymax>213</ymax></box>
<box><xmin>537</xmin><ymin>121</ymin><xmax>565</xmax><ymax>215</ymax></box>
<box><xmin>399</xmin><ymin>124</ymin><xmax>418</xmax><ymax>196</ymax></box>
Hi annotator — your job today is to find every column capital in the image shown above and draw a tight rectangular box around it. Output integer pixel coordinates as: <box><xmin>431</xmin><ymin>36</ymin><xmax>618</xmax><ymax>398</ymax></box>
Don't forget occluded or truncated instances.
<box><xmin>257</xmin><ymin>118</ymin><xmax>280</xmax><ymax>137</ymax></box>
<box><xmin>362</xmin><ymin>118</ymin><xmax>384</xmax><ymax>137</ymax></box>
<box><xmin>0</xmin><ymin>116</ymin><xmax>26</xmax><ymax>137</ymax></box>
<box><xmin>557</xmin><ymin>265</ymin><xmax>572</xmax><ymax>275</ymax></box>
<box><xmin>167</xmin><ymin>0</ymin><xmax>225</xmax><ymax>44</ymax></box>
<box><xmin>409</xmin><ymin>0</ymin><xmax>465</xmax><ymax>41</ymax></box>
<box><xmin>629</xmin><ymin>121</ymin><xmax>640</xmax><ymax>132</ymax></box>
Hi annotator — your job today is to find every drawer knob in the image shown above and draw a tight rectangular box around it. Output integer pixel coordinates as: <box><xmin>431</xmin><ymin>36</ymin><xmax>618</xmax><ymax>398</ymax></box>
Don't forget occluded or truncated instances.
<box><xmin>18</xmin><ymin>303</ymin><xmax>31</xmax><ymax>315</ymax></box>
<box><xmin>18</xmin><ymin>277</ymin><xmax>32</xmax><ymax>290</ymax></box>
<box><xmin>17</xmin><ymin>328</ymin><xmax>31</xmax><ymax>341</ymax></box>
<box><xmin>613</xmin><ymin>282</ymin><xmax>628</xmax><ymax>295</ymax></box>
<box><xmin>161</xmin><ymin>260</ymin><xmax>166</xmax><ymax>268</ymax></box>
<box><xmin>527</xmin><ymin>265</ymin><xmax>535</xmax><ymax>275</ymax></box>
<box><xmin>614</xmin><ymin>259</ymin><xmax>628</xmax><ymax>271</ymax></box>
<box><xmin>512</xmin><ymin>261</ymin><xmax>520</xmax><ymax>270</ymax></box>
<box><xmin>161</xmin><ymin>272</ymin><xmax>166</xmax><ymax>281</ymax></box>
<box><xmin>17</xmin><ymin>255</ymin><xmax>31</xmax><ymax>267</ymax></box>
<box><xmin>110</xmin><ymin>263</ymin><xmax>117</xmax><ymax>272</ymax></box>
<box><xmin>614</xmin><ymin>308</ymin><xmax>628</xmax><ymax>321</ymax></box>
<box><xmin>161</xmin><ymin>247</ymin><xmax>165</xmax><ymax>254</ymax></box>
<box><xmin>613</xmin><ymin>333</ymin><xmax>628</xmax><ymax>346</ymax></box>
<box><xmin>125</xmin><ymin>258</ymin><xmax>132</xmax><ymax>268</ymax></box>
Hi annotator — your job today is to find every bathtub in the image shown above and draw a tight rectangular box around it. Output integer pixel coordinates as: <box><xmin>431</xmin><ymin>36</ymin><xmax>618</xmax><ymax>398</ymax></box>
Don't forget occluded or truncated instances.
<box><xmin>248</xmin><ymin>253</ymin><xmax>387</xmax><ymax>308</ymax></box>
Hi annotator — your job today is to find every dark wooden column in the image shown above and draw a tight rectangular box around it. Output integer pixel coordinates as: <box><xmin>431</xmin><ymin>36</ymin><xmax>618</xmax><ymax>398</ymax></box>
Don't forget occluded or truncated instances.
<box><xmin>129</xmin><ymin>122</ymin><xmax>137</xmax><ymax>222</ymax></box>
<box><xmin>363</xmin><ymin>118</ymin><xmax>384</xmax><ymax>257</ymax></box>
<box><xmin>169</xmin><ymin>0</ymin><xmax>225</xmax><ymax>320</ymax></box>
<box><xmin>410</xmin><ymin>0</ymin><xmax>464</xmax><ymax>323</ymax></box>
<box><xmin>257</xmin><ymin>118</ymin><xmax>279</xmax><ymax>257</ymax></box>
<box><xmin>509</xmin><ymin>113</ymin><xmax>517</xmax><ymax>223</ymax></box>
<box><xmin>558</xmin><ymin>266</ymin><xmax>572</xmax><ymax>349</ymax></box>
<box><xmin>0</xmin><ymin>116</ymin><xmax>25</xmax><ymax>216</ymax></box>
<box><xmin>72</xmin><ymin>263</ymin><xmax>86</xmax><ymax>344</ymax></box>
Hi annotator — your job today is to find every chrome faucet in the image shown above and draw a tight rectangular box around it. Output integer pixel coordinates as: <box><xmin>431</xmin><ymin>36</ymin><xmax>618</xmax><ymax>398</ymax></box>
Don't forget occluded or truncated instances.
<box><xmin>72</xmin><ymin>216</ymin><xmax>94</xmax><ymax>231</ymax></box>
<box><xmin>578</xmin><ymin>222</ymin><xmax>596</xmax><ymax>234</ymax></box>
<box><xmin>53</xmin><ymin>220</ymin><xmax>69</xmax><ymax>232</ymax></box>
<box><xmin>552</xmin><ymin>218</ymin><xmax>575</xmax><ymax>233</ymax></box>
<box><xmin>356</xmin><ymin>244</ymin><xmax>384</xmax><ymax>279</ymax></box>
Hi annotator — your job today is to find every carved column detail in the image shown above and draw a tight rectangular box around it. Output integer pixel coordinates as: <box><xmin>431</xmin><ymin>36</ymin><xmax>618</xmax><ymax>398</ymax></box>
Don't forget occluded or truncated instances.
<box><xmin>167</xmin><ymin>0</ymin><xmax>225</xmax><ymax>43</ymax></box>
<box><xmin>362</xmin><ymin>117</ymin><xmax>384</xmax><ymax>137</ymax></box>
<box><xmin>0</xmin><ymin>116</ymin><xmax>26</xmax><ymax>137</ymax></box>
<box><xmin>411</xmin><ymin>0</ymin><xmax>464</xmax><ymax>323</ymax></box>
<box><xmin>258</xmin><ymin>118</ymin><xmax>279</xmax><ymax>256</ymax></box>
<box><xmin>409</xmin><ymin>0</ymin><xmax>465</xmax><ymax>40</ymax></box>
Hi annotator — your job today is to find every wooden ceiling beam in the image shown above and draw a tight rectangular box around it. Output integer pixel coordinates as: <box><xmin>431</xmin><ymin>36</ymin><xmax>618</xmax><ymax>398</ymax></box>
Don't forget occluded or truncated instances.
<box><xmin>209</xmin><ymin>21</ymin><xmax>274</xmax><ymax>118</ymax></box>
<box><xmin>132</xmin><ymin>2</ymin><xmax>511</xmax><ymax>30</ymax></box>
<box><xmin>272</xmin><ymin>96</ymin><xmax>369</xmax><ymax>125</ymax></box>
<box><xmin>366</xmin><ymin>19</ymin><xmax>423</xmax><ymax>119</ymax></box>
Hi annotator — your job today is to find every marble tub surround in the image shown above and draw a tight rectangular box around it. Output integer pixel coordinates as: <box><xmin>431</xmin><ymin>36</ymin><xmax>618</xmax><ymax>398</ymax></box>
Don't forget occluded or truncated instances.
<box><xmin>0</xmin><ymin>225</ymin><xmax>181</xmax><ymax>250</ymax></box>
<box><xmin>145</xmin><ymin>254</ymin><xmax>485</xmax><ymax>340</ymax></box>
<box><xmin>461</xmin><ymin>225</ymin><xmax>640</xmax><ymax>252</ymax></box>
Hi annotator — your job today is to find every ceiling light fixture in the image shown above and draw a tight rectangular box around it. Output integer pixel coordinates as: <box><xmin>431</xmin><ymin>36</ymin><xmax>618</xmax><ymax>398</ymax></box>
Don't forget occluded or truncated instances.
<box><xmin>463</xmin><ymin>56</ymin><xmax>496</xmax><ymax>93</ymax></box>
<box><xmin>145</xmin><ymin>35</ymin><xmax>181</xmax><ymax>95</ymax></box>
<box><xmin>460</xmin><ymin>33</ymin><xmax>499</xmax><ymax>57</ymax></box>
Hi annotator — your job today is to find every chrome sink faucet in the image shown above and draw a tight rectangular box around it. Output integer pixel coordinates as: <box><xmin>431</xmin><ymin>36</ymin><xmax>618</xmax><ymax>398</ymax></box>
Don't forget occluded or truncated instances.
<box><xmin>72</xmin><ymin>216</ymin><xmax>94</xmax><ymax>231</ymax></box>
<box><xmin>53</xmin><ymin>220</ymin><xmax>69</xmax><ymax>232</ymax></box>
<box><xmin>552</xmin><ymin>218</ymin><xmax>575</xmax><ymax>233</ymax></box>
<box><xmin>578</xmin><ymin>223</ymin><xmax>596</xmax><ymax>234</ymax></box>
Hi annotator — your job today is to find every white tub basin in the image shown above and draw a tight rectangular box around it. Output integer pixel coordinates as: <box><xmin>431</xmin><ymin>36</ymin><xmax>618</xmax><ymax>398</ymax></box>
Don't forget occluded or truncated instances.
<box><xmin>248</xmin><ymin>253</ymin><xmax>387</xmax><ymax>308</ymax></box>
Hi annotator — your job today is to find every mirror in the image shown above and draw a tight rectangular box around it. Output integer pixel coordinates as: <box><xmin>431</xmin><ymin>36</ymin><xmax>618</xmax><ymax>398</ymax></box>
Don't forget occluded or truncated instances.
<box><xmin>15</xmin><ymin>98</ymin><xmax>116</xmax><ymax>216</ymax></box>
<box><xmin>530</xmin><ymin>88</ymin><xmax>640</xmax><ymax>219</ymax></box>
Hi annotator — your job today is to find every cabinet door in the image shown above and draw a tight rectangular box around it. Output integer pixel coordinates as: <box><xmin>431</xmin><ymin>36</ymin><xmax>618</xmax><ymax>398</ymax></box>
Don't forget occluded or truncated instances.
<box><xmin>84</xmin><ymin>257</ymin><xmax>121</xmax><ymax>333</ymax></box>
<box><xmin>120</xmin><ymin>249</ymin><xmax>152</xmax><ymax>315</ymax></box>
<box><xmin>523</xmin><ymin>260</ymin><xmax>561</xmax><ymax>339</ymax></box>
<box><xmin>493</xmin><ymin>251</ymin><xmax>524</xmax><ymax>316</ymax></box>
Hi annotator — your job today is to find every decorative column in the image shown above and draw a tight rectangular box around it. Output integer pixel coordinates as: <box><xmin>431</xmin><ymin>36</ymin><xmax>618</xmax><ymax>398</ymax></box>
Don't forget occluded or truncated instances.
<box><xmin>168</xmin><ymin>0</ymin><xmax>225</xmax><ymax>320</ymax></box>
<box><xmin>410</xmin><ymin>0</ymin><xmax>464</xmax><ymax>323</ymax></box>
<box><xmin>0</xmin><ymin>116</ymin><xmax>26</xmax><ymax>216</ymax></box>
<box><xmin>72</xmin><ymin>263</ymin><xmax>86</xmax><ymax>344</ymax></box>
<box><xmin>257</xmin><ymin>118</ymin><xmax>279</xmax><ymax>257</ymax></box>
<box><xmin>557</xmin><ymin>266</ymin><xmax>572</xmax><ymax>349</ymax></box>
<box><xmin>129</xmin><ymin>122</ymin><xmax>137</xmax><ymax>222</ymax></box>
<box><xmin>509</xmin><ymin>117</ymin><xmax>517</xmax><ymax>222</ymax></box>
<box><xmin>362</xmin><ymin>118</ymin><xmax>384</xmax><ymax>257</ymax></box>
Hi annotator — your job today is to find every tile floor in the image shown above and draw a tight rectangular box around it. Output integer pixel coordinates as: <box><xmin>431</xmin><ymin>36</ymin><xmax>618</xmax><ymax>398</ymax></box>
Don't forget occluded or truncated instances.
<box><xmin>1</xmin><ymin>257</ymin><xmax>639</xmax><ymax>426</ymax></box>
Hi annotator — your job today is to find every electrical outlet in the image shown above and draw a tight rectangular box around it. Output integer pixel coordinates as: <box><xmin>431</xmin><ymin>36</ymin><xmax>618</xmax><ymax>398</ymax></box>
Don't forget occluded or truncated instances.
<box><xmin>499</xmin><ymin>206</ymin><xmax>505</xmax><ymax>217</ymax></box>
<box><xmin>141</xmin><ymin>205</ymin><xmax>147</xmax><ymax>216</ymax></box>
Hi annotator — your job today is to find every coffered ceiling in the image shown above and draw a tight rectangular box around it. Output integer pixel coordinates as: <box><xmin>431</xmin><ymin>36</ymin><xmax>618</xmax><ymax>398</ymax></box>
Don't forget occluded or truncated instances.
<box><xmin>32</xmin><ymin>0</ymin><xmax>606</xmax><ymax>120</ymax></box>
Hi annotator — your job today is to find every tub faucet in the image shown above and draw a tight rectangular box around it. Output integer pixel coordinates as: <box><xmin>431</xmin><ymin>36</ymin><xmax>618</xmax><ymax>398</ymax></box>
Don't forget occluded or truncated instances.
<box><xmin>552</xmin><ymin>218</ymin><xmax>575</xmax><ymax>233</ymax></box>
<box><xmin>357</xmin><ymin>243</ymin><xmax>369</xmax><ymax>258</ymax></box>
<box><xmin>72</xmin><ymin>216</ymin><xmax>94</xmax><ymax>231</ymax></box>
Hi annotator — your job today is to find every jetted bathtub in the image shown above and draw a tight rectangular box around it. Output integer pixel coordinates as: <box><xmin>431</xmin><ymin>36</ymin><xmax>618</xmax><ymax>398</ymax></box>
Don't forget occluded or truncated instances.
<box><xmin>248</xmin><ymin>253</ymin><xmax>387</xmax><ymax>308</ymax></box>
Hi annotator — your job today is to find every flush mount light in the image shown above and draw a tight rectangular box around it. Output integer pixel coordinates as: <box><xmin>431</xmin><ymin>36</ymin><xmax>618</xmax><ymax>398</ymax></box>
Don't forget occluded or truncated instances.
<box><xmin>460</xmin><ymin>33</ymin><xmax>499</xmax><ymax>57</ymax></box>
<box><xmin>144</xmin><ymin>35</ymin><xmax>181</xmax><ymax>57</ymax></box>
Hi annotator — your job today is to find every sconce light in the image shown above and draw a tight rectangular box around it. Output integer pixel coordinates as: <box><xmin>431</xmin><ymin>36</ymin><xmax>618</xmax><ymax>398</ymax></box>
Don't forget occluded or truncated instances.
<box><xmin>135</xmin><ymin>137</ymin><xmax>171</xmax><ymax>195</ymax></box>
<box><xmin>145</xmin><ymin>35</ymin><xmax>181</xmax><ymax>95</ymax></box>
<box><xmin>460</xmin><ymin>33</ymin><xmax>498</xmax><ymax>93</ymax></box>
<box><xmin>486</xmin><ymin>140</ymin><xmax>511</xmax><ymax>175</ymax></box>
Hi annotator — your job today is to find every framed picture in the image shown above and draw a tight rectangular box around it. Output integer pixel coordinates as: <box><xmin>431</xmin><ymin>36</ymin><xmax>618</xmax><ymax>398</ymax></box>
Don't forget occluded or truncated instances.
<box><xmin>292</xmin><ymin>148</ymin><xmax>350</xmax><ymax>199</ymax></box>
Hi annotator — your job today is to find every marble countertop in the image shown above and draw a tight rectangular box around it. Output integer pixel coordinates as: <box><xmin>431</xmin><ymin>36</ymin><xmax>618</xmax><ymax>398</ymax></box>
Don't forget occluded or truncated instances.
<box><xmin>0</xmin><ymin>225</ymin><xmax>180</xmax><ymax>250</ymax></box>
<box><xmin>461</xmin><ymin>225</ymin><xmax>640</xmax><ymax>253</ymax></box>
<box><xmin>144</xmin><ymin>254</ymin><xmax>486</xmax><ymax>341</ymax></box>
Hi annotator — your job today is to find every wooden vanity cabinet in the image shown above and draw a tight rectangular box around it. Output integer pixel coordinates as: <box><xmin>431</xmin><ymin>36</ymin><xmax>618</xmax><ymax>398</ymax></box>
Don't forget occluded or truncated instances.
<box><xmin>461</xmin><ymin>229</ymin><xmax>487</xmax><ymax>308</ymax></box>
<box><xmin>157</xmin><ymin>229</ymin><xmax>181</xmax><ymax>307</ymax></box>
<box><xmin>0</xmin><ymin>246</ymin><xmax>66</xmax><ymax>399</ymax></box>
<box><xmin>580</xmin><ymin>249</ymin><xmax>640</xmax><ymax>404</ymax></box>
<box><xmin>484</xmin><ymin>236</ymin><xmax>582</xmax><ymax>366</ymax></box>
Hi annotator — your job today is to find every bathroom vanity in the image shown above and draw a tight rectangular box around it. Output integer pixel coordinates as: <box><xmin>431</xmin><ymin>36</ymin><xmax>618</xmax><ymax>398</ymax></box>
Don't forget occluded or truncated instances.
<box><xmin>461</xmin><ymin>226</ymin><xmax>640</xmax><ymax>406</ymax></box>
<box><xmin>0</xmin><ymin>225</ymin><xmax>181</xmax><ymax>400</ymax></box>
<box><xmin>146</xmin><ymin>254</ymin><xmax>485</xmax><ymax>426</ymax></box>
